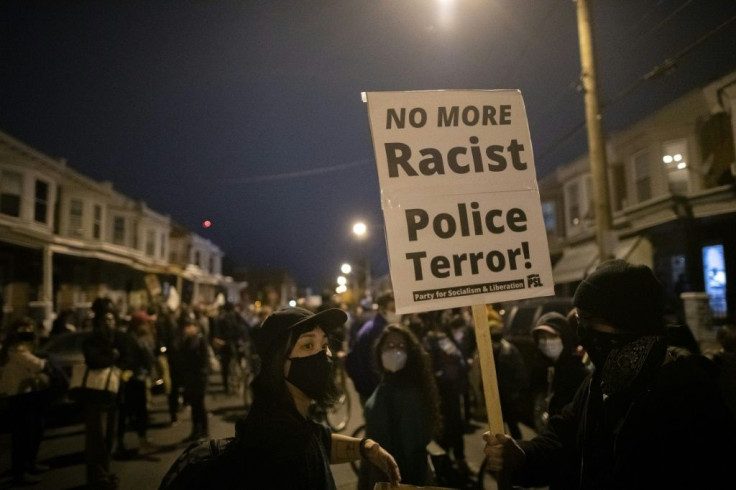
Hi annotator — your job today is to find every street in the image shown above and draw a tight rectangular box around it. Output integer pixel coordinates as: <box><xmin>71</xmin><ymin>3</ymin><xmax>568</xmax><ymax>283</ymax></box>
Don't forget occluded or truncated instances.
<box><xmin>0</xmin><ymin>373</ymin><xmax>499</xmax><ymax>490</ymax></box>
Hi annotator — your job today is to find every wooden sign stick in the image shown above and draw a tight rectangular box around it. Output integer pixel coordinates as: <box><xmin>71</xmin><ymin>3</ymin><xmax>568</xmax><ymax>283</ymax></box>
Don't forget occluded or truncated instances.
<box><xmin>471</xmin><ymin>304</ymin><xmax>505</xmax><ymax>435</ymax></box>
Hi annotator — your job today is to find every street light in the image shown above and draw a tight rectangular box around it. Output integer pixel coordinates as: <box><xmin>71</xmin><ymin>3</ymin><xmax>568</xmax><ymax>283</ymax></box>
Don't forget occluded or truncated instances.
<box><xmin>349</xmin><ymin>220</ymin><xmax>373</xmax><ymax>303</ymax></box>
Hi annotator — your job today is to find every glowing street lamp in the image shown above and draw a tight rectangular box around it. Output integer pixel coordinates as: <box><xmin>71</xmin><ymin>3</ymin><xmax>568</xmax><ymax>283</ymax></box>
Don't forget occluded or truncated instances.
<box><xmin>352</xmin><ymin>221</ymin><xmax>367</xmax><ymax>238</ymax></box>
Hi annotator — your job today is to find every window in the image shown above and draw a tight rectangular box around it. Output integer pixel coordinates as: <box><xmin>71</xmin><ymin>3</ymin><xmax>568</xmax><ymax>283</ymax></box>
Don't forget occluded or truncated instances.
<box><xmin>69</xmin><ymin>199</ymin><xmax>84</xmax><ymax>237</ymax></box>
<box><xmin>145</xmin><ymin>229</ymin><xmax>155</xmax><ymax>256</ymax></box>
<box><xmin>113</xmin><ymin>216</ymin><xmax>126</xmax><ymax>245</ymax></box>
<box><xmin>194</xmin><ymin>250</ymin><xmax>201</xmax><ymax>267</ymax></box>
<box><xmin>566</xmin><ymin>182</ymin><xmax>581</xmax><ymax>228</ymax></box>
<box><xmin>34</xmin><ymin>180</ymin><xmax>49</xmax><ymax>223</ymax></box>
<box><xmin>93</xmin><ymin>205</ymin><xmax>102</xmax><ymax>239</ymax></box>
<box><xmin>541</xmin><ymin>201</ymin><xmax>557</xmax><ymax>233</ymax></box>
<box><xmin>662</xmin><ymin>139</ymin><xmax>690</xmax><ymax>195</ymax></box>
<box><xmin>633</xmin><ymin>151</ymin><xmax>651</xmax><ymax>203</ymax></box>
<box><xmin>611</xmin><ymin>163</ymin><xmax>627</xmax><ymax>211</ymax></box>
<box><xmin>1</xmin><ymin>170</ymin><xmax>22</xmax><ymax>217</ymax></box>
<box><xmin>160</xmin><ymin>232</ymin><xmax>167</xmax><ymax>259</ymax></box>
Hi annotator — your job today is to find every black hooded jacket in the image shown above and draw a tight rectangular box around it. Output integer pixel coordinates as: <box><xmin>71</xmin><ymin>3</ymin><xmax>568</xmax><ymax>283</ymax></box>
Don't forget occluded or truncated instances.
<box><xmin>514</xmin><ymin>341</ymin><xmax>736</xmax><ymax>490</ymax></box>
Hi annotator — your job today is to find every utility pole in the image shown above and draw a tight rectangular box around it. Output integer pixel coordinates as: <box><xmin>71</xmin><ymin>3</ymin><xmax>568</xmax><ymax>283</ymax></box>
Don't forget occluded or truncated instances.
<box><xmin>576</xmin><ymin>0</ymin><xmax>614</xmax><ymax>260</ymax></box>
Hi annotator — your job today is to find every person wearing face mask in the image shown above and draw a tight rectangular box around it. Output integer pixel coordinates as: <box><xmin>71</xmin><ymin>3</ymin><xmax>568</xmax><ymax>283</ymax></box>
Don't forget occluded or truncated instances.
<box><xmin>345</xmin><ymin>290</ymin><xmax>401</xmax><ymax>404</ymax></box>
<box><xmin>0</xmin><ymin>317</ymin><xmax>53</xmax><ymax>485</ymax></box>
<box><xmin>160</xmin><ymin>306</ymin><xmax>401</xmax><ymax>489</ymax></box>
<box><xmin>358</xmin><ymin>324</ymin><xmax>441</xmax><ymax>490</ymax></box>
<box><xmin>483</xmin><ymin>259</ymin><xmax>736</xmax><ymax>490</ymax></box>
<box><xmin>530</xmin><ymin>312</ymin><xmax>590</xmax><ymax>435</ymax></box>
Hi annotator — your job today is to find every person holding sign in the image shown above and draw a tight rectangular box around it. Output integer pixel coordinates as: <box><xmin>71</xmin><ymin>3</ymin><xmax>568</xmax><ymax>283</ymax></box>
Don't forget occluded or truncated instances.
<box><xmin>483</xmin><ymin>259</ymin><xmax>736</xmax><ymax>489</ymax></box>
<box><xmin>174</xmin><ymin>307</ymin><xmax>401</xmax><ymax>489</ymax></box>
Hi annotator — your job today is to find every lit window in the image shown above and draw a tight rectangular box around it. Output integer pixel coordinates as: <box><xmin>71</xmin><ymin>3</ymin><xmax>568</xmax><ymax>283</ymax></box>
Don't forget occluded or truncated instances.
<box><xmin>662</xmin><ymin>139</ymin><xmax>690</xmax><ymax>195</ymax></box>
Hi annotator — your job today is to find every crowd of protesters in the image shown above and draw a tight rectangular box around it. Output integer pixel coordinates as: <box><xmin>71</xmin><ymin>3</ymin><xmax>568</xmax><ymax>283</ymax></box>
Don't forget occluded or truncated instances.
<box><xmin>0</xmin><ymin>296</ymin><xmax>258</xmax><ymax>489</ymax></box>
<box><xmin>2</xmin><ymin>259</ymin><xmax>736</xmax><ymax>489</ymax></box>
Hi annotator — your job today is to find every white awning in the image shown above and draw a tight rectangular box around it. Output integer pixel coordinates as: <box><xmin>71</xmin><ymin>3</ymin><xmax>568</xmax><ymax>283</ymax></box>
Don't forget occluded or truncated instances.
<box><xmin>553</xmin><ymin>236</ymin><xmax>653</xmax><ymax>285</ymax></box>
<box><xmin>552</xmin><ymin>241</ymin><xmax>599</xmax><ymax>284</ymax></box>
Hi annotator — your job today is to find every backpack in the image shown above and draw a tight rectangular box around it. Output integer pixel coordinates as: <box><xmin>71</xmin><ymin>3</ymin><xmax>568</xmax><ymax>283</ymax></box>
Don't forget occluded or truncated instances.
<box><xmin>159</xmin><ymin>437</ymin><xmax>237</xmax><ymax>490</ymax></box>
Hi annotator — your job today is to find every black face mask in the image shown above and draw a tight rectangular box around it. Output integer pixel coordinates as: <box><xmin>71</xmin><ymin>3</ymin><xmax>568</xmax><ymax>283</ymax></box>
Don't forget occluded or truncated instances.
<box><xmin>577</xmin><ymin>324</ymin><xmax>638</xmax><ymax>368</ymax></box>
<box><xmin>286</xmin><ymin>350</ymin><xmax>333</xmax><ymax>402</ymax></box>
<box><xmin>18</xmin><ymin>331</ymin><xmax>36</xmax><ymax>342</ymax></box>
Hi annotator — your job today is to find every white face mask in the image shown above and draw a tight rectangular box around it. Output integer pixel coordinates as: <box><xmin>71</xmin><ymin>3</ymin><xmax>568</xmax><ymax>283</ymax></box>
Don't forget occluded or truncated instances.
<box><xmin>381</xmin><ymin>348</ymin><xmax>408</xmax><ymax>373</ymax></box>
<box><xmin>538</xmin><ymin>338</ymin><xmax>564</xmax><ymax>361</ymax></box>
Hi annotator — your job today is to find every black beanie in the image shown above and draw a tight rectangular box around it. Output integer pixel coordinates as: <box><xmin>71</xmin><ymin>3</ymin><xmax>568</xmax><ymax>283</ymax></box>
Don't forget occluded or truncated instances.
<box><xmin>573</xmin><ymin>259</ymin><xmax>665</xmax><ymax>334</ymax></box>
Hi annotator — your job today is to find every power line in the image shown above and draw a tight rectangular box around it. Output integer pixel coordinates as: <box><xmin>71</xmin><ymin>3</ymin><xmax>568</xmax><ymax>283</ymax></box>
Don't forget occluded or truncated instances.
<box><xmin>538</xmin><ymin>13</ymin><xmax>736</xmax><ymax>164</ymax></box>
<box><xmin>222</xmin><ymin>157</ymin><xmax>372</xmax><ymax>185</ymax></box>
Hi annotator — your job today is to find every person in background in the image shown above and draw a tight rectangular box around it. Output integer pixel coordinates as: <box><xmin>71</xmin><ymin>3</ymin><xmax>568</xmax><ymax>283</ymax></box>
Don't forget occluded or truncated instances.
<box><xmin>448</xmin><ymin>310</ymin><xmax>477</xmax><ymax>428</ymax></box>
<box><xmin>81</xmin><ymin>298</ymin><xmax>135</xmax><ymax>490</ymax></box>
<box><xmin>483</xmin><ymin>259</ymin><xmax>736</xmax><ymax>490</ymax></box>
<box><xmin>155</xmin><ymin>305</ymin><xmax>182</xmax><ymax>425</ymax></box>
<box><xmin>50</xmin><ymin>308</ymin><xmax>77</xmax><ymax>337</ymax></box>
<box><xmin>345</xmin><ymin>291</ymin><xmax>400</xmax><ymax>405</ymax></box>
<box><xmin>424</xmin><ymin>310</ymin><xmax>472</xmax><ymax>474</ymax></box>
<box><xmin>0</xmin><ymin>317</ymin><xmax>52</xmax><ymax>485</ymax></box>
<box><xmin>489</xmin><ymin>316</ymin><xmax>529</xmax><ymax>440</ymax></box>
<box><xmin>358</xmin><ymin>324</ymin><xmax>441</xmax><ymax>489</ymax></box>
<box><xmin>212</xmin><ymin>302</ymin><xmax>246</xmax><ymax>394</ymax></box>
<box><xmin>179</xmin><ymin>316</ymin><xmax>211</xmax><ymax>442</ymax></box>
<box><xmin>529</xmin><ymin>311</ymin><xmax>590</xmax><ymax>434</ymax></box>
<box><xmin>116</xmin><ymin>310</ymin><xmax>157</xmax><ymax>454</ymax></box>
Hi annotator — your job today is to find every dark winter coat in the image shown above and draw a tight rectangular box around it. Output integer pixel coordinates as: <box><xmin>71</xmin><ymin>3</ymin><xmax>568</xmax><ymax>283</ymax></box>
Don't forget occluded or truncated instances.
<box><xmin>345</xmin><ymin>312</ymin><xmax>389</xmax><ymax>400</ymax></box>
<box><xmin>178</xmin><ymin>334</ymin><xmax>209</xmax><ymax>397</ymax></box>
<box><xmin>514</xmin><ymin>341</ymin><xmax>736</xmax><ymax>490</ymax></box>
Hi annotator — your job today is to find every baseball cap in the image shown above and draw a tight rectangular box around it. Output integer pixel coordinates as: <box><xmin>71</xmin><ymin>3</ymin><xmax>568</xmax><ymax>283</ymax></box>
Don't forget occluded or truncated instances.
<box><xmin>253</xmin><ymin>306</ymin><xmax>347</xmax><ymax>358</ymax></box>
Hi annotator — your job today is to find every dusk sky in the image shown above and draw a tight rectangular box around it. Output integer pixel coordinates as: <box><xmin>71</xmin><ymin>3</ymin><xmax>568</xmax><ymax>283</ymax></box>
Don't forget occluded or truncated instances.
<box><xmin>2</xmin><ymin>1</ymin><xmax>735</xmax><ymax>294</ymax></box>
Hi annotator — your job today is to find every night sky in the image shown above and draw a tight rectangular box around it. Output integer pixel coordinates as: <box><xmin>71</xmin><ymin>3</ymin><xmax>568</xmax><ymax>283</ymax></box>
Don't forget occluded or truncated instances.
<box><xmin>2</xmin><ymin>1</ymin><xmax>735</xmax><ymax>293</ymax></box>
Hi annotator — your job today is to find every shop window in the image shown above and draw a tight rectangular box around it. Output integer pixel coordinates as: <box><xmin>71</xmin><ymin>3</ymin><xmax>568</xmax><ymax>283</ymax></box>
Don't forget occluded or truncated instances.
<box><xmin>1</xmin><ymin>170</ymin><xmax>22</xmax><ymax>217</ymax></box>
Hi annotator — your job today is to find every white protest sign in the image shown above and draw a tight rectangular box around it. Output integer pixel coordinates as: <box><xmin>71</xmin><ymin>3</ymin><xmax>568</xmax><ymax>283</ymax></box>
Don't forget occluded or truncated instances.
<box><xmin>364</xmin><ymin>90</ymin><xmax>554</xmax><ymax>314</ymax></box>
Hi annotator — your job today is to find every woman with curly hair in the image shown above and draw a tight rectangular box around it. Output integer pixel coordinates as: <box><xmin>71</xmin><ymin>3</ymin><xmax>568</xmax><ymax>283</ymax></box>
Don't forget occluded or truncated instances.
<box><xmin>358</xmin><ymin>323</ymin><xmax>442</xmax><ymax>489</ymax></box>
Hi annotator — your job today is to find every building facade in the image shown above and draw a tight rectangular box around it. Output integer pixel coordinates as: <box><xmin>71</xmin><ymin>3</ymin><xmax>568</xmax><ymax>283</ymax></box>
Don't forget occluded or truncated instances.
<box><xmin>0</xmin><ymin>130</ymin><xmax>230</xmax><ymax>331</ymax></box>
<box><xmin>541</xmin><ymin>70</ymin><xmax>736</xmax><ymax>337</ymax></box>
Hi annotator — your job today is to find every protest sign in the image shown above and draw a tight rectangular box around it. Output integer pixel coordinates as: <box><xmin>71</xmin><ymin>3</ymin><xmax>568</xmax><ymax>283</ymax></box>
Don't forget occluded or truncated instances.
<box><xmin>364</xmin><ymin>90</ymin><xmax>555</xmax><ymax>435</ymax></box>
<box><xmin>363</xmin><ymin>90</ymin><xmax>554</xmax><ymax>315</ymax></box>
